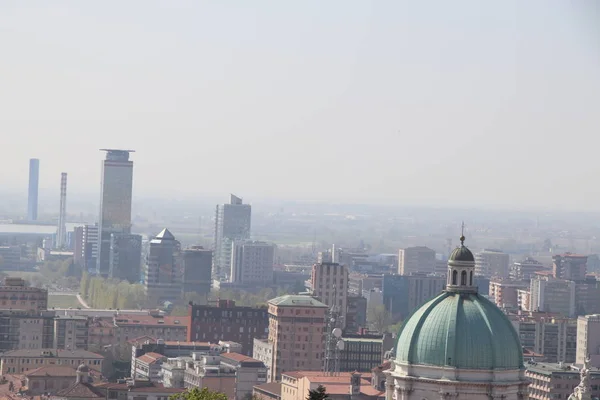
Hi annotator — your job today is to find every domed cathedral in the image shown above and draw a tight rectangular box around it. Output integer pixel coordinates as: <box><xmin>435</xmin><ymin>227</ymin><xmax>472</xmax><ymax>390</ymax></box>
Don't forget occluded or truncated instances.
<box><xmin>384</xmin><ymin>233</ymin><xmax>529</xmax><ymax>400</ymax></box>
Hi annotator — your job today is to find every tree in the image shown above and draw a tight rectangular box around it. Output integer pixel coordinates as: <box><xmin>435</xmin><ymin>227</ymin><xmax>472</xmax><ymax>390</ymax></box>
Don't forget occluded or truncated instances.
<box><xmin>171</xmin><ymin>387</ymin><xmax>228</xmax><ymax>400</ymax></box>
<box><xmin>307</xmin><ymin>385</ymin><xmax>329</xmax><ymax>400</ymax></box>
<box><xmin>368</xmin><ymin>304</ymin><xmax>390</xmax><ymax>334</ymax></box>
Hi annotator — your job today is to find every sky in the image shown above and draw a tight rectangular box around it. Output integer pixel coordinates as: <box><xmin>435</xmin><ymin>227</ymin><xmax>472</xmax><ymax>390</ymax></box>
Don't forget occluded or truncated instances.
<box><xmin>1</xmin><ymin>1</ymin><xmax>599</xmax><ymax>210</ymax></box>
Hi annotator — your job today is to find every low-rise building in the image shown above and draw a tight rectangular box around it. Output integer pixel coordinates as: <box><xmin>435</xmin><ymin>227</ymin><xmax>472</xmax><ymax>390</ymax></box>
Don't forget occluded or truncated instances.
<box><xmin>0</xmin><ymin>277</ymin><xmax>48</xmax><ymax>312</ymax></box>
<box><xmin>489</xmin><ymin>279</ymin><xmax>529</xmax><ymax>310</ymax></box>
<box><xmin>113</xmin><ymin>312</ymin><xmax>187</xmax><ymax>344</ymax></box>
<box><xmin>23</xmin><ymin>366</ymin><xmax>79</xmax><ymax>395</ymax></box>
<box><xmin>525</xmin><ymin>361</ymin><xmax>596</xmax><ymax>400</ymax></box>
<box><xmin>0</xmin><ymin>349</ymin><xmax>103</xmax><ymax>375</ymax></box>
<box><xmin>95</xmin><ymin>379</ymin><xmax>186</xmax><ymax>400</ymax></box>
<box><xmin>254</xmin><ymin>382</ymin><xmax>282</xmax><ymax>400</ymax></box>
<box><xmin>339</xmin><ymin>334</ymin><xmax>394</xmax><ymax>373</ymax></box>
<box><xmin>132</xmin><ymin>352</ymin><xmax>166</xmax><ymax>381</ymax></box>
<box><xmin>280</xmin><ymin>371</ymin><xmax>384</xmax><ymax>400</ymax></box>
<box><xmin>53</xmin><ymin>315</ymin><xmax>89</xmax><ymax>350</ymax></box>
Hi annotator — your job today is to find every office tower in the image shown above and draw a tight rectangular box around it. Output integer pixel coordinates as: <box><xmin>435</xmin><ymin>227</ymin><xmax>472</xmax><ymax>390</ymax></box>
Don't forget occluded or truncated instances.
<box><xmin>96</xmin><ymin>149</ymin><xmax>135</xmax><ymax>277</ymax></box>
<box><xmin>27</xmin><ymin>159</ymin><xmax>39</xmax><ymax>221</ymax></box>
<box><xmin>311</xmin><ymin>262</ymin><xmax>348</xmax><ymax>329</ymax></box>
<box><xmin>213</xmin><ymin>194</ymin><xmax>251</xmax><ymax>280</ymax></box>
<box><xmin>264</xmin><ymin>295</ymin><xmax>328</xmax><ymax>382</ymax></box>
<box><xmin>552</xmin><ymin>253</ymin><xmax>588</xmax><ymax>282</ymax></box>
<box><xmin>143</xmin><ymin>229</ymin><xmax>182</xmax><ymax>305</ymax></box>
<box><xmin>230</xmin><ymin>241</ymin><xmax>275</xmax><ymax>285</ymax></box>
<box><xmin>530</xmin><ymin>276</ymin><xmax>576</xmax><ymax>317</ymax></box>
<box><xmin>577</xmin><ymin>315</ymin><xmax>600</xmax><ymax>368</ymax></box>
<box><xmin>109</xmin><ymin>233</ymin><xmax>142</xmax><ymax>283</ymax></box>
<box><xmin>398</xmin><ymin>246</ymin><xmax>435</xmax><ymax>275</ymax></box>
<box><xmin>474</xmin><ymin>249</ymin><xmax>510</xmax><ymax>278</ymax></box>
<box><xmin>56</xmin><ymin>173</ymin><xmax>67</xmax><ymax>249</ymax></box>
<box><xmin>182</xmin><ymin>246</ymin><xmax>212</xmax><ymax>295</ymax></box>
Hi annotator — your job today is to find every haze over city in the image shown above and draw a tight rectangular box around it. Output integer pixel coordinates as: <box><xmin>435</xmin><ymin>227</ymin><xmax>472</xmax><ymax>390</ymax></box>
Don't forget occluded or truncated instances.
<box><xmin>1</xmin><ymin>1</ymin><xmax>599</xmax><ymax>209</ymax></box>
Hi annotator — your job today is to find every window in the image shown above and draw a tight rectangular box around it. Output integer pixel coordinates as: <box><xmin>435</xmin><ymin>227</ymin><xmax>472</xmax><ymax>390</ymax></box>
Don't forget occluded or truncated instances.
<box><xmin>452</xmin><ymin>270</ymin><xmax>457</xmax><ymax>285</ymax></box>
<box><xmin>469</xmin><ymin>271</ymin><xmax>473</xmax><ymax>286</ymax></box>
<box><xmin>461</xmin><ymin>271</ymin><xmax>467</xmax><ymax>285</ymax></box>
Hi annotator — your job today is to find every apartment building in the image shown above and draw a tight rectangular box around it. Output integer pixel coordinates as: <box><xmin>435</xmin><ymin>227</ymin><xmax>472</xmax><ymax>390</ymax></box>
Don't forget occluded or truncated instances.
<box><xmin>113</xmin><ymin>312</ymin><xmax>187</xmax><ymax>344</ymax></box>
<box><xmin>526</xmin><ymin>362</ymin><xmax>595</xmax><ymax>400</ymax></box>
<box><xmin>230</xmin><ymin>241</ymin><xmax>275</xmax><ymax>286</ymax></box>
<box><xmin>475</xmin><ymin>249</ymin><xmax>510</xmax><ymax>278</ymax></box>
<box><xmin>0</xmin><ymin>349</ymin><xmax>103</xmax><ymax>375</ymax></box>
<box><xmin>53</xmin><ymin>315</ymin><xmax>89</xmax><ymax>350</ymax></box>
<box><xmin>530</xmin><ymin>276</ymin><xmax>576</xmax><ymax>317</ymax></box>
<box><xmin>488</xmin><ymin>279</ymin><xmax>530</xmax><ymax>309</ymax></box>
<box><xmin>576</xmin><ymin>314</ymin><xmax>600</xmax><ymax>368</ymax></box>
<box><xmin>553</xmin><ymin>253</ymin><xmax>588</xmax><ymax>282</ymax></box>
<box><xmin>0</xmin><ymin>277</ymin><xmax>48</xmax><ymax>312</ymax></box>
<box><xmin>338</xmin><ymin>333</ymin><xmax>394</xmax><ymax>373</ymax></box>
<box><xmin>280</xmin><ymin>371</ymin><xmax>384</xmax><ymax>400</ymax></box>
<box><xmin>311</xmin><ymin>262</ymin><xmax>348</xmax><ymax>329</ymax></box>
<box><xmin>398</xmin><ymin>246</ymin><xmax>435</xmax><ymax>276</ymax></box>
<box><xmin>382</xmin><ymin>274</ymin><xmax>445</xmax><ymax>320</ymax></box>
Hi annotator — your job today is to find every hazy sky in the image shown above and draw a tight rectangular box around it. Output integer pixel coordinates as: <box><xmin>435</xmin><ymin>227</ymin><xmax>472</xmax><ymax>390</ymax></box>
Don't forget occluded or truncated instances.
<box><xmin>1</xmin><ymin>1</ymin><xmax>599</xmax><ymax>209</ymax></box>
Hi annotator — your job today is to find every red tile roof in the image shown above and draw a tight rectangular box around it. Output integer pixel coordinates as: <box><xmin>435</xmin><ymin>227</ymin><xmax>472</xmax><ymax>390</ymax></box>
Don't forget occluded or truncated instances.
<box><xmin>372</xmin><ymin>361</ymin><xmax>391</xmax><ymax>373</ymax></box>
<box><xmin>136</xmin><ymin>352</ymin><xmax>165</xmax><ymax>365</ymax></box>
<box><xmin>220</xmin><ymin>352</ymin><xmax>261</xmax><ymax>363</ymax></box>
<box><xmin>24</xmin><ymin>366</ymin><xmax>77</xmax><ymax>377</ymax></box>
<box><xmin>56</xmin><ymin>382</ymin><xmax>104</xmax><ymax>399</ymax></box>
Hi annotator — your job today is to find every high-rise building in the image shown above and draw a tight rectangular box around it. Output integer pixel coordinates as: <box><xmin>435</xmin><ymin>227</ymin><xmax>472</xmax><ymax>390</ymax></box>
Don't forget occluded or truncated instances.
<box><xmin>576</xmin><ymin>314</ymin><xmax>600</xmax><ymax>368</ymax></box>
<box><xmin>27</xmin><ymin>158</ymin><xmax>39</xmax><ymax>221</ymax></box>
<box><xmin>398</xmin><ymin>246</ymin><xmax>435</xmax><ymax>275</ymax></box>
<box><xmin>230</xmin><ymin>241</ymin><xmax>275</xmax><ymax>285</ymax></box>
<box><xmin>109</xmin><ymin>233</ymin><xmax>142</xmax><ymax>283</ymax></box>
<box><xmin>96</xmin><ymin>149</ymin><xmax>135</xmax><ymax>277</ymax></box>
<box><xmin>382</xmin><ymin>273</ymin><xmax>446</xmax><ymax>320</ymax></box>
<box><xmin>311</xmin><ymin>262</ymin><xmax>348</xmax><ymax>330</ymax></box>
<box><xmin>182</xmin><ymin>246</ymin><xmax>212</xmax><ymax>295</ymax></box>
<box><xmin>510</xmin><ymin>257</ymin><xmax>546</xmax><ymax>281</ymax></box>
<box><xmin>57</xmin><ymin>172</ymin><xmax>68</xmax><ymax>249</ymax></box>
<box><xmin>213</xmin><ymin>195</ymin><xmax>251</xmax><ymax>280</ymax></box>
<box><xmin>475</xmin><ymin>248</ymin><xmax>510</xmax><ymax>278</ymax></box>
<box><xmin>530</xmin><ymin>276</ymin><xmax>576</xmax><ymax>317</ymax></box>
<box><xmin>143</xmin><ymin>229</ymin><xmax>182</xmax><ymax>305</ymax></box>
<box><xmin>264</xmin><ymin>295</ymin><xmax>328</xmax><ymax>382</ymax></box>
<box><xmin>553</xmin><ymin>253</ymin><xmax>588</xmax><ymax>282</ymax></box>
<box><xmin>488</xmin><ymin>279</ymin><xmax>530</xmax><ymax>309</ymax></box>
<box><xmin>74</xmin><ymin>224</ymin><xmax>99</xmax><ymax>271</ymax></box>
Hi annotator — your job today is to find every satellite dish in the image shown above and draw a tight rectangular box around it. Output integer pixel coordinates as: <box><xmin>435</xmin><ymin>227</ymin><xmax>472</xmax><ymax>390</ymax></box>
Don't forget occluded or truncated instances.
<box><xmin>332</xmin><ymin>328</ymin><xmax>342</xmax><ymax>338</ymax></box>
<box><xmin>336</xmin><ymin>340</ymin><xmax>345</xmax><ymax>350</ymax></box>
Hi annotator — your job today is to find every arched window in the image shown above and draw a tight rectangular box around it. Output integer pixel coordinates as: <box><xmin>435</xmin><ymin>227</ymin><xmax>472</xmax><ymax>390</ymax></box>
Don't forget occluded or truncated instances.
<box><xmin>461</xmin><ymin>271</ymin><xmax>467</xmax><ymax>285</ymax></box>
<box><xmin>452</xmin><ymin>270</ymin><xmax>457</xmax><ymax>285</ymax></box>
<box><xmin>470</xmin><ymin>271</ymin><xmax>473</xmax><ymax>286</ymax></box>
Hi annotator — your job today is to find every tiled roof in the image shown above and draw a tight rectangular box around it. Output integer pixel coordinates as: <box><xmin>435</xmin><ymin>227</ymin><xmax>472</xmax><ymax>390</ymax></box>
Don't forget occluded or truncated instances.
<box><xmin>94</xmin><ymin>382</ymin><xmax>185</xmax><ymax>394</ymax></box>
<box><xmin>56</xmin><ymin>382</ymin><xmax>104</xmax><ymax>398</ymax></box>
<box><xmin>1</xmin><ymin>349</ymin><xmax>103</xmax><ymax>359</ymax></box>
<box><xmin>136</xmin><ymin>352</ymin><xmax>165</xmax><ymax>365</ymax></box>
<box><xmin>254</xmin><ymin>382</ymin><xmax>281</xmax><ymax>396</ymax></box>
<box><xmin>113</xmin><ymin>315</ymin><xmax>186</xmax><ymax>327</ymax></box>
<box><xmin>220</xmin><ymin>352</ymin><xmax>261</xmax><ymax>363</ymax></box>
<box><xmin>128</xmin><ymin>335</ymin><xmax>157</xmax><ymax>345</ymax></box>
<box><xmin>371</xmin><ymin>361</ymin><xmax>391</xmax><ymax>372</ymax></box>
<box><xmin>24</xmin><ymin>366</ymin><xmax>77</xmax><ymax>377</ymax></box>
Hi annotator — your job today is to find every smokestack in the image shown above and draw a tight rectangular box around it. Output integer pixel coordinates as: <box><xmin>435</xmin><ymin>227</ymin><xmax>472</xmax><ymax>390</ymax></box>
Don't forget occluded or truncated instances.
<box><xmin>57</xmin><ymin>172</ymin><xmax>67</xmax><ymax>249</ymax></box>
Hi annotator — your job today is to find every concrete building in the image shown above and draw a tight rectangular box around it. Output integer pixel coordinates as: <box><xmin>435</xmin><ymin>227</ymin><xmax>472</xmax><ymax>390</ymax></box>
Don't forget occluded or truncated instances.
<box><xmin>525</xmin><ymin>361</ymin><xmax>597</xmax><ymax>400</ymax></box>
<box><xmin>517</xmin><ymin>289</ymin><xmax>531</xmax><ymax>311</ymax></box>
<box><xmin>53</xmin><ymin>315</ymin><xmax>89</xmax><ymax>350</ymax></box>
<box><xmin>530</xmin><ymin>276</ymin><xmax>576</xmax><ymax>317</ymax></box>
<box><xmin>213</xmin><ymin>194</ymin><xmax>251</xmax><ymax>280</ymax></box>
<box><xmin>188</xmin><ymin>300</ymin><xmax>268</xmax><ymax>355</ymax></box>
<box><xmin>553</xmin><ymin>253</ymin><xmax>588</xmax><ymax>282</ymax></box>
<box><xmin>475</xmin><ymin>248</ymin><xmax>510</xmax><ymax>278</ymax></box>
<box><xmin>28</xmin><ymin>158</ymin><xmax>39</xmax><ymax>221</ymax></box>
<box><xmin>345</xmin><ymin>295</ymin><xmax>367</xmax><ymax>333</ymax></box>
<box><xmin>132</xmin><ymin>352</ymin><xmax>166</xmax><ymax>381</ymax></box>
<box><xmin>382</xmin><ymin>273</ymin><xmax>446</xmax><ymax>320</ymax></box>
<box><xmin>0</xmin><ymin>246</ymin><xmax>23</xmax><ymax>271</ymax></box>
<box><xmin>510</xmin><ymin>257</ymin><xmax>547</xmax><ymax>281</ymax></box>
<box><xmin>95</xmin><ymin>379</ymin><xmax>185</xmax><ymax>400</ymax></box>
<box><xmin>73</xmin><ymin>225</ymin><xmax>98</xmax><ymax>271</ymax></box>
<box><xmin>266</xmin><ymin>295</ymin><xmax>328</xmax><ymax>382</ymax></box>
<box><xmin>23</xmin><ymin>366</ymin><xmax>80</xmax><ymax>396</ymax></box>
<box><xmin>96</xmin><ymin>149</ymin><xmax>135</xmax><ymax>277</ymax></box>
<box><xmin>0</xmin><ymin>349</ymin><xmax>103</xmax><ymax>375</ymax></box>
<box><xmin>113</xmin><ymin>313</ymin><xmax>187</xmax><ymax>344</ymax></box>
<box><xmin>488</xmin><ymin>279</ymin><xmax>530</xmax><ymax>310</ymax></box>
<box><xmin>230</xmin><ymin>241</ymin><xmax>275</xmax><ymax>285</ymax></box>
<box><xmin>181</xmin><ymin>246</ymin><xmax>212</xmax><ymax>295</ymax></box>
<box><xmin>109</xmin><ymin>233</ymin><xmax>142</xmax><ymax>283</ymax></box>
<box><xmin>143</xmin><ymin>229</ymin><xmax>183</xmax><ymax>305</ymax></box>
<box><xmin>56</xmin><ymin>172</ymin><xmax>68</xmax><ymax>249</ymax></box>
<box><xmin>576</xmin><ymin>314</ymin><xmax>600</xmax><ymax>368</ymax></box>
<box><xmin>574</xmin><ymin>278</ymin><xmax>600</xmax><ymax>316</ymax></box>
<box><xmin>0</xmin><ymin>277</ymin><xmax>48</xmax><ymax>312</ymax></box>
<box><xmin>280</xmin><ymin>371</ymin><xmax>384</xmax><ymax>400</ymax></box>
<box><xmin>398</xmin><ymin>246</ymin><xmax>435</xmax><ymax>276</ymax></box>
<box><xmin>0</xmin><ymin>309</ymin><xmax>55</xmax><ymax>351</ymax></box>
<box><xmin>338</xmin><ymin>333</ymin><xmax>394</xmax><ymax>373</ymax></box>
<box><xmin>311</xmin><ymin>262</ymin><xmax>348</xmax><ymax>329</ymax></box>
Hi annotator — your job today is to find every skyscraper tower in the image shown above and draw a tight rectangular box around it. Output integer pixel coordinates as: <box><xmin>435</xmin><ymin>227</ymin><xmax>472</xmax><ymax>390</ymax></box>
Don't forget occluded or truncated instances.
<box><xmin>56</xmin><ymin>173</ymin><xmax>67</xmax><ymax>249</ymax></box>
<box><xmin>27</xmin><ymin>159</ymin><xmax>39</xmax><ymax>221</ymax></box>
<box><xmin>96</xmin><ymin>149</ymin><xmax>135</xmax><ymax>277</ymax></box>
<box><xmin>213</xmin><ymin>194</ymin><xmax>251</xmax><ymax>280</ymax></box>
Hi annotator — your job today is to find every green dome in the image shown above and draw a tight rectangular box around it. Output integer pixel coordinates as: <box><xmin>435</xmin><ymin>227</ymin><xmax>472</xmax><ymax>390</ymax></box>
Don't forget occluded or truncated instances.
<box><xmin>395</xmin><ymin>291</ymin><xmax>523</xmax><ymax>370</ymax></box>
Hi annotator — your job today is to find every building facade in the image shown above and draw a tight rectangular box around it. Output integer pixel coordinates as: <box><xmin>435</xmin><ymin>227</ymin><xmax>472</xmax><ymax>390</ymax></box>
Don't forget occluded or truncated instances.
<box><xmin>182</xmin><ymin>246</ymin><xmax>212</xmax><ymax>295</ymax></box>
<box><xmin>311</xmin><ymin>262</ymin><xmax>348</xmax><ymax>329</ymax></box>
<box><xmin>53</xmin><ymin>315</ymin><xmax>89</xmax><ymax>350</ymax></box>
<box><xmin>0</xmin><ymin>349</ymin><xmax>103</xmax><ymax>375</ymax></box>
<box><xmin>230</xmin><ymin>241</ymin><xmax>275</xmax><ymax>285</ymax></box>
<box><xmin>109</xmin><ymin>233</ymin><xmax>142</xmax><ymax>283</ymax></box>
<box><xmin>382</xmin><ymin>273</ymin><xmax>446</xmax><ymax>320</ymax></box>
<box><xmin>213</xmin><ymin>194</ymin><xmax>251</xmax><ymax>280</ymax></box>
<box><xmin>28</xmin><ymin>158</ymin><xmax>39</xmax><ymax>221</ymax></box>
<box><xmin>475</xmin><ymin>248</ymin><xmax>510</xmax><ymax>278</ymax></box>
<box><xmin>398</xmin><ymin>246</ymin><xmax>435</xmax><ymax>276</ymax></box>
<box><xmin>553</xmin><ymin>253</ymin><xmax>588</xmax><ymax>282</ymax></box>
<box><xmin>143</xmin><ymin>229</ymin><xmax>183</xmax><ymax>305</ymax></box>
<box><xmin>489</xmin><ymin>279</ymin><xmax>530</xmax><ymax>310</ymax></box>
<box><xmin>338</xmin><ymin>333</ymin><xmax>394</xmax><ymax>373</ymax></box>
<box><xmin>96</xmin><ymin>149</ymin><xmax>135</xmax><ymax>277</ymax></box>
<box><xmin>510</xmin><ymin>257</ymin><xmax>547</xmax><ymax>281</ymax></box>
<box><xmin>530</xmin><ymin>276</ymin><xmax>576</xmax><ymax>317</ymax></box>
<box><xmin>576</xmin><ymin>314</ymin><xmax>600</xmax><ymax>368</ymax></box>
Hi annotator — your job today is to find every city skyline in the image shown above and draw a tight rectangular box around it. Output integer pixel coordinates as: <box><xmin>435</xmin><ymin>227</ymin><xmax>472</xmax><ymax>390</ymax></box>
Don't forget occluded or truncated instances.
<box><xmin>1</xmin><ymin>2</ymin><xmax>599</xmax><ymax>210</ymax></box>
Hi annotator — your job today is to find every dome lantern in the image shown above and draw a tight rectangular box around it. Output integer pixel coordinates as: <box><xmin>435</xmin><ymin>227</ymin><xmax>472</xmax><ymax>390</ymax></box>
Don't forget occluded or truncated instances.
<box><xmin>446</xmin><ymin>223</ymin><xmax>477</xmax><ymax>293</ymax></box>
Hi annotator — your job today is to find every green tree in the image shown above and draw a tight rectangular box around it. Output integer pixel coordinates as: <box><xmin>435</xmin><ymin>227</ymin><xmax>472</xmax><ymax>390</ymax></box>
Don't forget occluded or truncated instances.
<box><xmin>171</xmin><ymin>387</ymin><xmax>228</xmax><ymax>400</ymax></box>
<box><xmin>307</xmin><ymin>385</ymin><xmax>329</xmax><ymax>400</ymax></box>
<box><xmin>368</xmin><ymin>304</ymin><xmax>390</xmax><ymax>334</ymax></box>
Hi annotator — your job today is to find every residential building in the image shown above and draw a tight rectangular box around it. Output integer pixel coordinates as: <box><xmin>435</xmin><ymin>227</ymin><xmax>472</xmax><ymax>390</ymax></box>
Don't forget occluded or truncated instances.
<box><xmin>52</xmin><ymin>364</ymin><xmax>106</xmax><ymax>400</ymax></box>
<box><xmin>475</xmin><ymin>248</ymin><xmax>510</xmax><ymax>278</ymax></box>
<box><xmin>252</xmin><ymin>339</ymin><xmax>274</xmax><ymax>381</ymax></box>
<box><xmin>57</xmin><ymin>172</ymin><xmax>68</xmax><ymax>249</ymax></box>
<box><xmin>230</xmin><ymin>241</ymin><xmax>275</xmax><ymax>285</ymax></box>
<box><xmin>311</xmin><ymin>262</ymin><xmax>348</xmax><ymax>329</ymax></box>
<box><xmin>510</xmin><ymin>257</ymin><xmax>547</xmax><ymax>281</ymax></box>
<box><xmin>338</xmin><ymin>333</ymin><xmax>394</xmax><ymax>372</ymax></box>
<box><xmin>488</xmin><ymin>279</ymin><xmax>530</xmax><ymax>309</ymax></box>
<box><xmin>74</xmin><ymin>225</ymin><xmax>98</xmax><ymax>271</ymax></box>
<box><xmin>280</xmin><ymin>371</ymin><xmax>384</xmax><ymax>400</ymax></box>
<box><xmin>382</xmin><ymin>273</ymin><xmax>445</xmax><ymax>320</ymax></box>
<box><xmin>109</xmin><ymin>233</ymin><xmax>142</xmax><ymax>283</ymax></box>
<box><xmin>53</xmin><ymin>315</ymin><xmax>89</xmax><ymax>350</ymax></box>
<box><xmin>213</xmin><ymin>194</ymin><xmax>251</xmax><ymax>280</ymax></box>
<box><xmin>113</xmin><ymin>312</ymin><xmax>187</xmax><ymax>344</ymax></box>
<box><xmin>0</xmin><ymin>277</ymin><xmax>48</xmax><ymax>312</ymax></box>
<box><xmin>348</xmin><ymin>273</ymin><xmax>383</xmax><ymax>296</ymax></box>
<box><xmin>28</xmin><ymin>158</ymin><xmax>39</xmax><ymax>221</ymax></box>
<box><xmin>345</xmin><ymin>296</ymin><xmax>367</xmax><ymax>334</ymax></box>
<box><xmin>181</xmin><ymin>246</ymin><xmax>212</xmax><ymax>295</ymax></box>
<box><xmin>143</xmin><ymin>229</ymin><xmax>183</xmax><ymax>305</ymax></box>
<box><xmin>576</xmin><ymin>314</ymin><xmax>600</xmax><ymax>368</ymax></box>
<box><xmin>131</xmin><ymin>338</ymin><xmax>230</xmax><ymax>364</ymax></box>
<box><xmin>266</xmin><ymin>295</ymin><xmax>328</xmax><ymax>382</ymax></box>
<box><xmin>517</xmin><ymin>289</ymin><xmax>531</xmax><ymax>311</ymax></box>
<box><xmin>525</xmin><ymin>362</ymin><xmax>598</xmax><ymax>400</ymax></box>
<box><xmin>0</xmin><ymin>310</ymin><xmax>55</xmax><ymax>351</ymax></box>
<box><xmin>398</xmin><ymin>246</ymin><xmax>435</xmax><ymax>275</ymax></box>
<box><xmin>220</xmin><ymin>352</ymin><xmax>268</xmax><ymax>400</ymax></box>
<box><xmin>530</xmin><ymin>276</ymin><xmax>576</xmax><ymax>317</ymax></box>
<box><xmin>23</xmin><ymin>365</ymin><xmax>79</xmax><ymax>396</ymax></box>
<box><xmin>553</xmin><ymin>253</ymin><xmax>588</xmax><ymax>282</ymax></box>
<box><xmin>132</xmin><ymin>352</ymin><xmax>166</xmax><ymax>381</ymax></box>
<box><xmin>95</xmin><ymin>379</ymin><xmax>186</xmax><ymax>400</ymax></box>
<box><xmin>187</xmin><ymin>300</ymin><xmax>269</xmax><ymax>355</ymax></box>
<box><xmin>574</xmin><ymin>278</ymin><xmax>600</xmax><ymax>315</ymax></box>
<box><xmin>87</xmin><ymin>317</ymin><xmax>115</xmax><ymax>351</ymax></box>
<box><xmin>0</xmin><ymin>349</ymin><xmax>103</xmax><ymax>375</ymax></box>
<box><xmin>96</xmin><ymin>149</ymin><xmax>135</xmax><ymax>277</ymax></box>
<box><xmin>253</xmin><ymin>382</ymin><xmax>282</xmax><ymax>400</ymax></box>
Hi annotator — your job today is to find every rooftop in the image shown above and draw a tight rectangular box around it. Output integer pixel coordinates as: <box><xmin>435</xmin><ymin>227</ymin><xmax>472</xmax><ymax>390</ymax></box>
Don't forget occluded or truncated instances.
<box><xmin>2</xmin><ymin>349</ymin><xmax>103</xmax><ymax>359</ymax></box>
<box><xmin>24</xmin><ymin>366</ymin><xmax>78</xmax><ymax>377</ymax></box>
<box><xmin>136</xmin><ymin>353</ymin><xmax>165</xmax><ymax>365</ymax></box>
<box><xmin>95</xmin><ymin>382</ymin><xmax>185</xmax><ymax>394</ymax></box>
<box><xmin>254</xmin><ymin>382</ymin><xmax>282</xmax><ymax>397</ymax></box>
<box><xmin>220</xmin><ymin>352</ymin><xmax>262</xmax><ymax>364</ymax></box>
<box><xmin>114</xmin><ymin>315</ymin><xmax>185</xmax><ymax>327</ymax></box>
<box><xmin>268</xmin><ymin>295</ymin><xmax>328</xmax><ymax>308</ymax></box>
<box><xmin>56</xmin><ymin>381</ymin><xmax>104</xmax><ymax>399</ymax></box>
